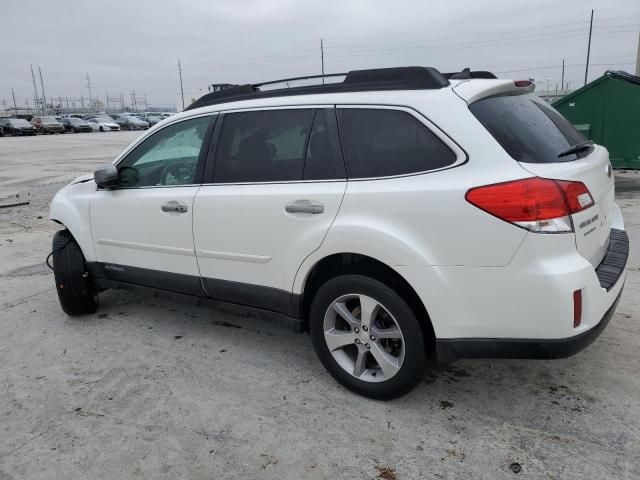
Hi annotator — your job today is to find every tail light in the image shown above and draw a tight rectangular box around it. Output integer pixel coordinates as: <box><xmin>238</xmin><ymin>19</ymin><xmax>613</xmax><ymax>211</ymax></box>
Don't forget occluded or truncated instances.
<box><xmin>465</xmin><ymin>177</ymin><xmax>594</xmax><ymax>233</ymax></box>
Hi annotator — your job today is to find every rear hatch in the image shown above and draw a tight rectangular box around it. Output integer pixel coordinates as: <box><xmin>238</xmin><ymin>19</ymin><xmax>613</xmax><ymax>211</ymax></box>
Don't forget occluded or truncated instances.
<box><xmin>464</xmin><ymin>87</ymin><xmax>614</xmax><ymax>268</ymax></box>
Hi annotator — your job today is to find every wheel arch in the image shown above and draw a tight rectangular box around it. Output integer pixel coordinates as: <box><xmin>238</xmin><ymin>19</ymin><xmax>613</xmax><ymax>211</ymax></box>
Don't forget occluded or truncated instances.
<box><xmin>49</xmin><ymin>183</ymin><xmax>97</xmax><ymax>262</ymax></box>
<box><xmin>299</xmin><ymin>253</ymin><xmax>435</xmax><ymax>349</ymax></box>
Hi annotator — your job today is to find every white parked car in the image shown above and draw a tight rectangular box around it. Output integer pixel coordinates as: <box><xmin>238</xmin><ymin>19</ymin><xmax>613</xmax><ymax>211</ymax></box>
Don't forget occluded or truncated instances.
<box><xmin>87</xmin><ymin>116</ymin><xmax>121</xmax><ymax>132</ymax></box>
<box><xmin>49</xmin><ymin>67</ymin><xmax>628</xmax><ymax>399</ymax></box>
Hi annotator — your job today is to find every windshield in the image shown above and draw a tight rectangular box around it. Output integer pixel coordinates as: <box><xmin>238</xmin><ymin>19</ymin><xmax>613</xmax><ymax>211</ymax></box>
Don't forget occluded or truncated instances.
<box><xmin>43</xmin><ymin>117</ymin><xmax>59</xmax><ymax>123</ymax></box>
<box><xmin>95</xmin><ymin>116</ymin><xmax>113</xmax><ymax>122</ymax></box>
<box><xmin>10</xmin><ymin>119</ymin><xmax>31</xmax><ymax>126</ymax></box>
<box><xmin>469</xmin><ymin>94</ymin><xmax>588</xmax><ymax>163</ymax></box>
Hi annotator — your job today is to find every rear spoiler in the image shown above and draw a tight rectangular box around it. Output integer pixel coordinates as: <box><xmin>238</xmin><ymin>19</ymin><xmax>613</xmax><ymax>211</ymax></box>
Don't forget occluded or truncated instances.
<box><xmin>452</xmin><ymin>78</ymin><xmax>535</xmax><ymax>104</ymax></box>
<box><xmin>444</xmin><ymin>68</ymin><xmax>497</xmax><ymax>80</ymax></box>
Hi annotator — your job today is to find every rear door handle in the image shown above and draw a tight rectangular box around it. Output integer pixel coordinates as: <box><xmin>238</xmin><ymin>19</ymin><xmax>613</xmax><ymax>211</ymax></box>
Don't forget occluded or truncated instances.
<box><xmin>161</xmin><ymin>202</ymin><xmax>188</xmax><ymax>213</ymax></box>
<box><xmin>285</xmin><ymin>200</ymin><xmax>324</xmax><ymax>214</ymax></box>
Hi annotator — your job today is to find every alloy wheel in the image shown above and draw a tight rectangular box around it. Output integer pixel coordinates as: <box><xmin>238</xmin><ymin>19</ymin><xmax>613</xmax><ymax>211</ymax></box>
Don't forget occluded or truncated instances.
<box><xmin>323</xmin><ymin>294</ymin><xmax>405</xmax><ymax>382</ymax></box>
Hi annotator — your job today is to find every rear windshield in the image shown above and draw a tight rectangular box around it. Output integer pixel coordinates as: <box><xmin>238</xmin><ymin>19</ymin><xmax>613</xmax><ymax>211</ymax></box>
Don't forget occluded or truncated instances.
<box><xmin>469</xmin><ymin>94</ymin><xmax>588</xmax><ymax>163</ymax></box>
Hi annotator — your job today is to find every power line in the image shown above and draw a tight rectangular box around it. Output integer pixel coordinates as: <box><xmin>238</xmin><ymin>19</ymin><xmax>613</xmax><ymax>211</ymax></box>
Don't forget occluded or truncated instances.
<box><xmin>494</xmin><ymin>62</ymin><xmax>635</xmax><ymax>74</ymax></box>
<box><xmin>326</xmin><ymin>28</ymin><xmax>638</xmax><ymax>60</ymax></box>
<box><xmin>325</xmin><ymin>20</ymin><xmax>639</xmax><ymax>52</ymax></box>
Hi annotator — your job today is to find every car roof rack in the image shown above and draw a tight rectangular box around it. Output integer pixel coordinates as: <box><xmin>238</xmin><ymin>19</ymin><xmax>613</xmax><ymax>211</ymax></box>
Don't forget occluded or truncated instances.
<box><xmin>185</xmin><ymin>66</ymin><xmax>450</xmax><ymax>111</ymax></box>
<box><xmin>443</xmin><ymin>68</ymin><xmax>497</xmax><ymax>80</ymax></box>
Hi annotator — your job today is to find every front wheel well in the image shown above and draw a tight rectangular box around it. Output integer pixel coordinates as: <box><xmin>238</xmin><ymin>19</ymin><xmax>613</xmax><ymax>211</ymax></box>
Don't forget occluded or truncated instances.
<box><xmin>300</xmin><ymin>253</ymin><xmax>435</xmax><ymax>350</ymax></box>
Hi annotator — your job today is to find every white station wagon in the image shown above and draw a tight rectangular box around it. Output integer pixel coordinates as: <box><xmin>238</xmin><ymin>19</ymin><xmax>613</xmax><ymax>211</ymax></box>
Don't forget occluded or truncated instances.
<box><xmin>50</xmin><ymin>67</ymin><xmax>628</xmax><ymax>399</ymax></box>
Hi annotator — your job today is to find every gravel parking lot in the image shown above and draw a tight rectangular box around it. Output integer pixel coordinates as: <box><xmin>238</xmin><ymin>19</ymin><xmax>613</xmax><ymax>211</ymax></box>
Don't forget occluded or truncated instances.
<box><xmin>1</xmin><ymin>132</ymin><xmax>639</xmax><ymax>479</ymax></box>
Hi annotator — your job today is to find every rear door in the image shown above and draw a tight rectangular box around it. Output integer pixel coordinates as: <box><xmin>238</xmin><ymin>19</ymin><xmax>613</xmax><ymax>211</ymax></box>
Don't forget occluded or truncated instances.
<box><xmin>193</xmin><ymin>107</ymin><xmax>346</xmax><ymax>315</ymax></box>
<box><xmin>469</xmin><ymin>93</ymin><xmax>614</xmax><ymax>267</ymax></box>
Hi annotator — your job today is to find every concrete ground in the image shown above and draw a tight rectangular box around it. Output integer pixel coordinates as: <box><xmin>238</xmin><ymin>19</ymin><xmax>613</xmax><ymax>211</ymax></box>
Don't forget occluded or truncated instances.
<box><xmin>0</xmin><ymin>132</ymin><xmax>639</xmax><ymax>480</ymax></box>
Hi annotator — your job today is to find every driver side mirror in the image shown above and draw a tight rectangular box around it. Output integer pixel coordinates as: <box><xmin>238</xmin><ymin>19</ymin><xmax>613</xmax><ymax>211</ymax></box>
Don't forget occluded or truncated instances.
<box><xmin>94</xmin><ymin>164</ymin><xmax>120</xmax><ymax>189</ymax></box>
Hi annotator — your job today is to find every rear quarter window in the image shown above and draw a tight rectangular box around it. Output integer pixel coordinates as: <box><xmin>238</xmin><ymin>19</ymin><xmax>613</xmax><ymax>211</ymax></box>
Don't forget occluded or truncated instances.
<box><xmin>469</xmin><ymin>94</ymin><xmax>588</xmax><ymax>163</ymax></box>
<box><xmin>338</xmin><ymin>108</ymin><xmax>457</xmax><ymax>179</ymax></box>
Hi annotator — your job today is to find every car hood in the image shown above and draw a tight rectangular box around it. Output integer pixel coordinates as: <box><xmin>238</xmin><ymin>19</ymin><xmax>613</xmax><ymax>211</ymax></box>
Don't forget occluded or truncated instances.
<box><xmin>69</xmin><ymin>173</ymin><xmax>95</xmax><ymax>185</ymax></box>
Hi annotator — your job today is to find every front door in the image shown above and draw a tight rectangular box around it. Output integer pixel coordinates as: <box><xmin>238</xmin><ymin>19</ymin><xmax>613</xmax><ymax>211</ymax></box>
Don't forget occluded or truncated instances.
<box><xmin>90</xmin><ymin>114</ymin><xmax>214</xmax><ymax>295</ymax></box>
<box><xmin>193</xmin><ymin>107</ymin><xmax>347</xmax><ymax>315</ymax></box>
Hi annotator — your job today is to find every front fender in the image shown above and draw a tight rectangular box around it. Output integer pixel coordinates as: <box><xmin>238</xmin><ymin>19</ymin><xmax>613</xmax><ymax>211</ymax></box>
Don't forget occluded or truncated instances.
<box><xmin>49</xmin><ymin>180</ymin><xmax>97</xmax><ymax>261</ymax></box>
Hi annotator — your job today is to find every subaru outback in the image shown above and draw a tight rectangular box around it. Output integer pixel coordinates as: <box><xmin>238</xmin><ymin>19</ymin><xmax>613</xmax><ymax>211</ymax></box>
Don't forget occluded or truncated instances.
<box><xmin>49</xmin><ymin>67</ymin><xmax>628</xmax><ymax>399</ymax></box>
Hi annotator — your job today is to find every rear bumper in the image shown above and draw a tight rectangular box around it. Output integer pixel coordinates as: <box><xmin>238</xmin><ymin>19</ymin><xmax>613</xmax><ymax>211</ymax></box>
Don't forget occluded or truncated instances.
<box><xmin>398</xmin><ymin>225</ymin><xmax>628</xmax><ymax>361</ymax></box>
<box><xmin>435</xmin><ymin>286</ymin><xmax>623</xmax><ymax>362</ymax></box>
<box><xmin>434</xmin><ymin>228</ymin><xmax>628</xmax><ymax>362</ymax></box>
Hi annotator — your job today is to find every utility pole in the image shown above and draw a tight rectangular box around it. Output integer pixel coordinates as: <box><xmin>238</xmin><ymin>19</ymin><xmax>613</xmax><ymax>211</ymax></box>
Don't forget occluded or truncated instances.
<box><xmin>131</xmin><ymin>91</ymin><xmax>137</xmax><ymax>111</ymax></box>
<box><xmin>178</xmin><ymin>58</ymin><xmax>185</xmax><ymax>110</ymax></box>
<box><xmin>11</xmin><ymin>88</ymin><xmax>17</xmax><ymax>113</ymax></box>
<box><xmin>106</xmin><ymin>93</ymin><xmax>110</xmax><ymax>111</ymax></box>
<box><xmin>30</xmin><ymin>64</ymin><xmax>40</xmax><ymax>113</ymax></box>
<box><xmin>635</xmin><ymin>31</ymin><xmax>640</xmax><ymax>76</ymax></box>
<box><xmin>38</xmin><ymin>66</ymin><xmax>47</xmax><ymax>114</ymax></box>
<box><xmin>320</xmin><ymin>38</ymin><xmax>325</xmax><ymax>84</ymax></box>
<box><xmin>86</xmin><ymin>73</ymin><xmax>93</xmax><ymax>111</ymax></box>
<box><xmin>584</xmin><ymin>9</ymin><xmax>594</xmax><ymax>86</ymax></box>
<box><xmin>561</xmin><ymin>59</ymin><xmax>565</xmax><ymax>92</ymax></box>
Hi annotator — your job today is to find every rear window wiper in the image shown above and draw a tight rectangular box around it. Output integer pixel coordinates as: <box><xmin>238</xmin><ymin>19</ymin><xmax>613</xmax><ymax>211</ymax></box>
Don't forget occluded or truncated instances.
<box><xmin>557</xmin><ymin>140</ymin><xmax>594</xmax><ymax>158</ymax></box>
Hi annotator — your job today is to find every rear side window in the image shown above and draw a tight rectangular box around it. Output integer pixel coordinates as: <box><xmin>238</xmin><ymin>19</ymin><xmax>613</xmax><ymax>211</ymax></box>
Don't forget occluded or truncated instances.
<box><xmin>338</xmin><ymin>108</ymin><xmax>457</xmax><ymax>179</ymax></box>
<box><xmin>469</xmin><ymin>94</ymin><xmax>588</xmax><ymax>163</ymax></box>
<box><xmin>214</xmin><ymin>109</ymin><xmax>314</xmax><ymax>183</ymax></box>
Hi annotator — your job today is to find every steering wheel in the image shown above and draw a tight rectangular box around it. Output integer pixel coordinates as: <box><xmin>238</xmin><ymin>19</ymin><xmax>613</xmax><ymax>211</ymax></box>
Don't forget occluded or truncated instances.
<box><xmin>160</xmin><ymin>161</ymin><xmax>196</xmax><ymax>185</ymax></box>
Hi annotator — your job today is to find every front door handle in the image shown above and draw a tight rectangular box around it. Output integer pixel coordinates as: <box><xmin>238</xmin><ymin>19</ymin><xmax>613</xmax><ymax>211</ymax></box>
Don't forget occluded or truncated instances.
<box><xmin>161</xmin><ymin>202</ymin><xmax>188</xmax><ymax>213</ymax></box>
<box><xmin>285</xmin><ymin>200</ymin><xmax>324</xmax><ymax>214</ymax></box>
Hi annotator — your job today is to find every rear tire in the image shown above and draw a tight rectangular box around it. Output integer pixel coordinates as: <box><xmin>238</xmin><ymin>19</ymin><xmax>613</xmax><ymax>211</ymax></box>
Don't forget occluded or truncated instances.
<box><xmin>52</xmin><ymin>230</ymin><xmax>98</xmax><ymax>316</ymax></box>
<box><xmin>309</xmin><ymin>275</ymin><xmax>426</xmax><ymax>400</ymax></box>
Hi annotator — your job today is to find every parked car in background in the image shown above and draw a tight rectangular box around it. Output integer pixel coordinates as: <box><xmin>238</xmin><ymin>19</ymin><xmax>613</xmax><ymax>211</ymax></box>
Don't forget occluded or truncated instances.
<box><xmin>62</xmin><ymin>117</ymin><xmax>93</xmax><ymax>133</ymax></box>
<box><xmin>31</xmin><ymin>116</ymin><xmax>65</xmax><ymax>134</ymax></box>
<box><xmin>135</xmin><ymin>112</ymin><xmax>163</xmax><ymax>127</ymax></box>
<box><xmin>114</xmin><ymin>115</ymin><xmax>148</xmax><ymax>130</ymax></box>
<box><xmin>87</xmin><ymin>116</ymin><xmax>121</xmax><ymax>132</ymax></box>
<box><xmin>0</xmin><ymin>118</ymin><xmax>37</xmax><ymax>135</ymax></box>
<box><xmin>84</xmin><ymin>113</ymin><xmax>114</xmax><ymax>121</ymax></box>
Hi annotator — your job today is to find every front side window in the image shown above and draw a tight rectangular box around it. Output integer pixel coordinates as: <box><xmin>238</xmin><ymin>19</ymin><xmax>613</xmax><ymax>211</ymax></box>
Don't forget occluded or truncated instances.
<box><xmin>338</xmin><ymin>108</ymin><xmax>457</xmax><ymax>179</ymax></box>
<box><xmin>116</xmin><ymin>115</ymin><xmax>212</xmax><ymax>187</ymax></box>
<box><xmin>214</xmin><ymin>109</ymin><xmax>315</xmax><ymax>183</ymax></box>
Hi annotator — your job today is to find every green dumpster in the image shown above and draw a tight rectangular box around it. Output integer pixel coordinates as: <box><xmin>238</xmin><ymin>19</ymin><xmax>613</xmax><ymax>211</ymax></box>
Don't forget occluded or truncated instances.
<box><xmin>552</xmin><ymin>70</ymin><xmax>640</xmax><ymax>169</ymax></box>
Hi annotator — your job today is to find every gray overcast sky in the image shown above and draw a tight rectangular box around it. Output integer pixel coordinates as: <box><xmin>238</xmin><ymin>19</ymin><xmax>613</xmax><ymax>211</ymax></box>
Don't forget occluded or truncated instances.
<box><xmin>1</xmin><ymin>0</ymin><xmax>639</xmax><ymax>109</ymax></box>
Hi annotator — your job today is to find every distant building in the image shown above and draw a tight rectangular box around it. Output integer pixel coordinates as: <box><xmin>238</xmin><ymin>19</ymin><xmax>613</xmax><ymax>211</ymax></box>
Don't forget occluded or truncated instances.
<box><xmin>553</xmin><ymin>70</ymin><xmax>640</xmax><ymax>169</ymax></box>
